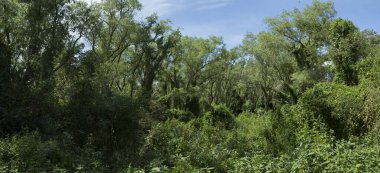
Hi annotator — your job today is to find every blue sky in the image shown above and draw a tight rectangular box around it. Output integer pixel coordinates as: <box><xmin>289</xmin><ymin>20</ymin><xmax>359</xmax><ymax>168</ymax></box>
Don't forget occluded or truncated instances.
<box><xmin>137</xmin><ymin>0</ymin><xmax>380</xmax><ymax>48</ymax></box>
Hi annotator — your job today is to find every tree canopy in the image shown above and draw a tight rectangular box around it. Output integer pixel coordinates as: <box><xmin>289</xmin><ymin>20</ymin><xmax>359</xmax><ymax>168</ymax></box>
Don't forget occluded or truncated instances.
<box><xmin>1</xmin><ymin>0</ymin><xmax>380</xmax><ymax>172</ymax></box>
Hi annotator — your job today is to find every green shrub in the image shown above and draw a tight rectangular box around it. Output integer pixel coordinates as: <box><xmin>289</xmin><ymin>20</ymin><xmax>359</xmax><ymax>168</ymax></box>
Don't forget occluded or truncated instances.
<box><xmin>141</xmin><ymin>120</ymin><xmax>193</xmax><ymax>167</ymax></box>
<box><xmin>139</xmin><ymin>108</ymin><xmax>380</xmax><ymax>173</ymax></box>
<box><xmin>203</xmin><ymin>104</ymin><xmax>236</xmax><ymax>129</ymax></box>
<box><xmin>297</xmin><ymin>83</ymin><xmax>377</xmax><ymax>139</ymax></box>
<box><xmin>236</xmin><ymin>111</ymin><xmax>297</xmax><ymax>156</ymax></box>
<box><xmin>363</xmin><ymin>88</ymin><xmax>380</xmax><ymax>133</ymax></box>
<box><xmin>164</xmin><ymin>109</ymin><xmax>194</xmax><ymax>122</ymax></box>
<box><xmin>242</xmin><ymin>100</ymin><xmax>255</xmax><ymax>113</ymax></box>
<box><xmin>229</xmin><ymin>127</ymin><xmax>380</xmax><ymax>173</ymax></box>
<box><xmin>358</xmin><ymin>49</ymin><xmax>380</xmax><ymax>87</ymax></box>
<box><xmin>141</xmin><ymin>119</ymin><xmax>239</xmax><ymax>172</ymax></box>
<box><xmin>0</xmin><ymin>132</ymin><xmax>105</xmax><ymax>173</ymax></box>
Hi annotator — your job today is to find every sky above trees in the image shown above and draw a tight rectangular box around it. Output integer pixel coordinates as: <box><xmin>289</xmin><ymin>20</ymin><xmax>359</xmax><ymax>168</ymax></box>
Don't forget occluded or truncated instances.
<box><xmin>85</xmin><ymin>0</ymin><xmax>380</xmax><ymax>48</ymax></box>
<box><xmin>139</xmin><ymin>0</ymin><xmax>380</xmax><ymax>48</ymax></box>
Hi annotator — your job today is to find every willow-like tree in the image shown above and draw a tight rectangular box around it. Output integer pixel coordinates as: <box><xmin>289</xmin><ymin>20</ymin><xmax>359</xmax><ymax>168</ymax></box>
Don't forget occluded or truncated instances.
<box><xmin>328</xmin><ymin>18</ymin><xmax>366</xmax><ymax>85</ymax></box>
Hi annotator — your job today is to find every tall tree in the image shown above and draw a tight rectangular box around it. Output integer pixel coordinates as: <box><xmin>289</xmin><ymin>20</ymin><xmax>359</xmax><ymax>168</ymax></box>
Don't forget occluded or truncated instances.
<box><xmin>328</xmin><ymin>18</ymin><xmax>366</xmax><ymax>85</ymax></box>
<box><xmin>241</xmin><ymin>32</ymin><xmax>296</xmax><ymax>110</ymax></box>
<box><xmin>157</xmin><ymin>36</ymin><xmax>227</xmax><ymax>115</ymax></box>
<box><xmin>129</xmin><ymin>15</ymin><xmax>181</xmax><ymax>99</ymax></box>
<box><xmin>265</xmin><ymin>0</ymin><xmax>336</xmax><ymax>70</ymax></box>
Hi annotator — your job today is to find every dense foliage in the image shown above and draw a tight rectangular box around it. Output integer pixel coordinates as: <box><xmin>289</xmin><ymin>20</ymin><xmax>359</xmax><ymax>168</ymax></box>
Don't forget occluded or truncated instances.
<box><xmin>1</xmin><ymin>0</ymin><xmax>380</xmax><ymax>172</ymax></box>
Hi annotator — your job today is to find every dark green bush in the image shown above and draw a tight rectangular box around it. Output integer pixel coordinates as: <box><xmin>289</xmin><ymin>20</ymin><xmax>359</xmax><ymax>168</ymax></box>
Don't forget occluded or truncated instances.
<box><xmin>358</xmin><ymin>49</ymin><xmax>380</xmax><ymax>87</ymax></box>
<box><xmin>229</xmin><ymin>127</ymin><xmax>380</xmax><ymax>173</ymax></box>
<box><xmin>203</xmin><ymin>104</ymin><xmax>236</xmax><ymax>129</ymax></box>
<box><xmin>0</xmin><ymin>132</ymin><xmax>105</xmax><ymax>173</ymax></box>
<box><xmin>297</xmin><ymin>83</ymin><xmax>375</xmax><ymax>139</ymax></box>
<box><xmin>237</xmin><ymin>110</ymin><xmax>297</xmax><ymax>156</ymax></box>
<box><xmin>141</xmin><ymin>119</ymin><xmax>193</xmax><ymax>167</ymax></box>
<box><xmin>140</xmin><ymin>119</ymin><xmax>239</xmax><ymax>172</ymax></box>
<box><xmin>164</xmin><ymin>109</ymin><xmax>194</xmax><ymax>122</ymax></box>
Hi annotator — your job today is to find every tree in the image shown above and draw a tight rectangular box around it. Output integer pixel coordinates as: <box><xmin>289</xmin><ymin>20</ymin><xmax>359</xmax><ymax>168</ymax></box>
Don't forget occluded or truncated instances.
<box><xmin>0</xmin><ymin>0</ymin><xmax>83</xmax><ymax>134</ymax></box>
<box><xmin>241</xmin><ymin>32</ymin><xmax>296</xmax><ymax>110</ymax></box>
<box><xmin>128</xmin><ymin>15</ymin><xmax>181</xmax><ymax>99</ymax></box>
<box><xmin>260</xmin><ymin>0</ymin><xmax>338</xmax><ymax>102</ymax></box>
<box><xmin>328</xmin><ymin>18</ymin><xmax>366</xmax><ymax>85</ymax></box>
<box><xmin>156</xmin><ymin>36</ymin><xmax>229</xmax><ymax>115</ymax></box>
<box><xmin>265</xmin><ymin>0</ymin><xmax>336</xmax><ymax>70</ymax></box>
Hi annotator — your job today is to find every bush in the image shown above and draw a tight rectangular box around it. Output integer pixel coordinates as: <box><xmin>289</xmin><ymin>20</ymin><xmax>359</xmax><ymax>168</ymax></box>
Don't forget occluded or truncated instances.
<box><xmin>0</xmin><ymin>132</ymin><xmax>105</xmax><ymax>173</ymax></box>
<box><xmin>236</xmin><ymin>110</ymin><xmax>297</xmax><ymax>156</ymax></box>
<box><xmin>140</xmin><ymin>119</ymin><xmax>239</xmax><ymax>172</ymax></box>
<box><xmin>164</xmin><ymin>109</ymin><xmax>194</xmax><ymax>122</ymax></box>
<box><xmin>141</xmin><ymin>119</ymin><xmax>193</xmax><ymax>167</ymax></box>
<box><xmin>64</xmin><ymin>93</ymin><xmax>143</xmax><ymax>170</ymax></box>
<box><xmin>203</xmin><ymin>104</ymin><xmax>236</xmax><ymax>129</ymax></box>
<box><xmin>235</xmin><ymin>112</ymin><xmax>271</xmax><ymax>155</ymax></box>
<box><xmin>139</xmin><ymin>108</ymin><xmax>380</xmax><ymax>173</ymax></box>
<box><xmin>358</xmin><ymin>49</ymin><xmax>380</xmax><ymax>87</ymax></box>
<box><xmin>229</xmin><ymin>127</ymin><xmax>380</xmax><ymax>173</ymax></box>
<box><xmin>297</xmin><ymin>83</ymin><xmax>376</xmax><ymax>139</ymax></box>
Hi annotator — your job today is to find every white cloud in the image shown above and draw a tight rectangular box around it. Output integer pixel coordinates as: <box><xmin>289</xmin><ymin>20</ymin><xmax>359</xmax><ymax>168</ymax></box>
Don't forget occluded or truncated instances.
<box><xmin>193</xmin><ymin>0</ymin><xmax>232</xmax><ymax>10</ymax></box>
<box><xmin>138</xmin><ymin>0</ymin><xmax>179</xmax><ymax>17</ymax></box>
<box><xmin>139</xmin><ymin>0</ymin><xmax>233</xmax><ymax>17</ymax></box>
<box><xmin>82</xmin><ymin>0</ymin><xmax>100</xmax><ymax>5</ymax></box>
<box><xmin>81</xmin><ymin>0</ymin><xmax>233</xmax><ymax>17</ymax></box>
